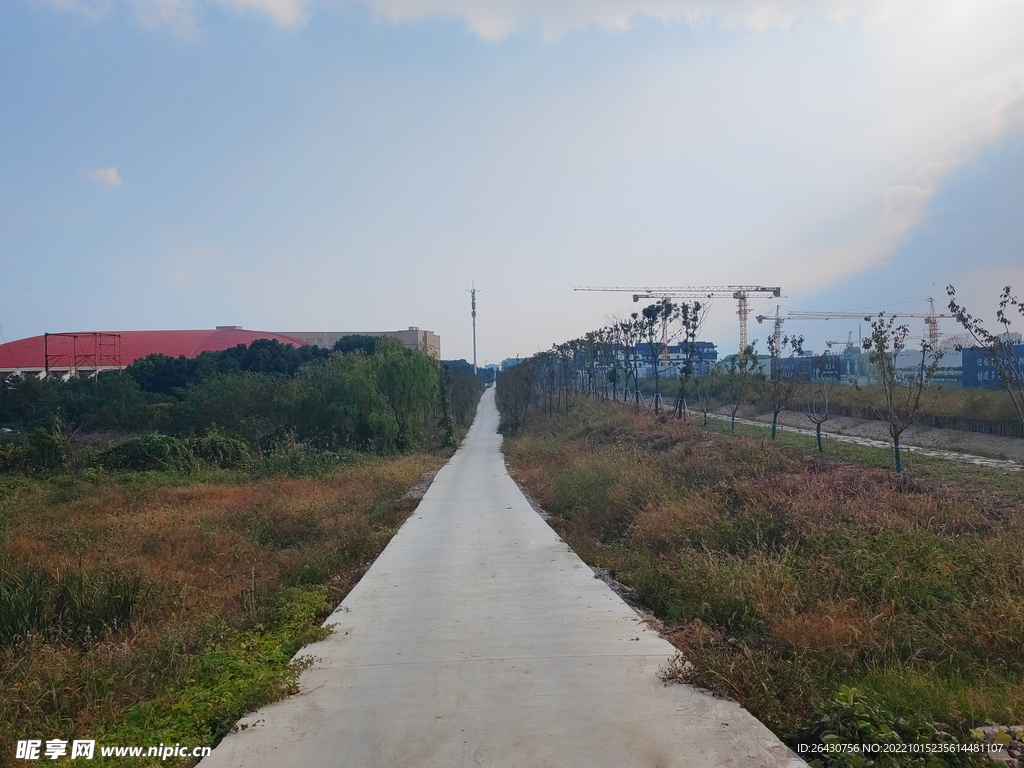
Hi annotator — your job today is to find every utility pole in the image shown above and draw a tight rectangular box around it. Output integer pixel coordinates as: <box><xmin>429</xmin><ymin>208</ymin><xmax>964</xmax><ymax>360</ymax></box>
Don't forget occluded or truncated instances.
<box><xmin>467</xmin><ymin>283</ymin><xmax>480</xmax><ymax>374</ymax></box>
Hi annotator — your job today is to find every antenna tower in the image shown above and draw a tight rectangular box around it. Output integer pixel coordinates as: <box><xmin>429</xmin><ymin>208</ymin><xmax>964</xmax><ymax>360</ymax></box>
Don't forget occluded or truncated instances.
<box><xmin>466</xmin><ymin>283</ymin><xmax>480</xmax><ymax>374</ymax></box>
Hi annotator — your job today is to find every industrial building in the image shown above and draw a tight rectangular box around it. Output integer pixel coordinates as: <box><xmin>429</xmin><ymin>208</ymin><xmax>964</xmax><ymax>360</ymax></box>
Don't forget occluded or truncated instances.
<box><xmin>0</xmin><ymin>325</ymin><xmax>443</xmax><ymax>378</ymax></box>
<box><xmin>280</xmin><ymin>328</ymin><xmax>441</xmax><ymax>358</ymax></box>
<box><xmin>631</xmin><ymin>342</ymin><xmax>718</xmax><ymax>378</ymax></box>
<box><xmin>0</xmin><ymin>327</ymin><xmax>304</xmax><ymax>377</ymax></box>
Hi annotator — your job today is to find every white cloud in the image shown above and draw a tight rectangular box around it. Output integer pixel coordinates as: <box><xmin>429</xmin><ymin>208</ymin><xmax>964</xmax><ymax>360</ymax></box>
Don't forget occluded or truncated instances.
<box><xmin>134</xmin><ymin>0</ymin><xmax>199</xmax><ymax>40</ymax></box>
<box><xmin>464</xmin><ymin>0</ymin><xmax>1024</xmax><ymax>295</ymax></box>
<box><xmin>86</xmin><ymin>167</ymin><xmax>122</xmax><ymax>188</ymax></box>
<box><xmin>359</xmin><ymin>0</ymin><xmax>900</xmax><ymax>41</ymax></box>
<box><xmin>40</xmin><ymin>0</ymin><xmax>199</xmax><ymax>37</ymax></box>
<box><xmin>36</xmin><ymin>0</ymin><xmax>112</xmax><ymax>21</ymax></box>
<box><xmin>214</xmin><ymin>0</ymin><xmax>313</xmax><ymax>26</ymax></box>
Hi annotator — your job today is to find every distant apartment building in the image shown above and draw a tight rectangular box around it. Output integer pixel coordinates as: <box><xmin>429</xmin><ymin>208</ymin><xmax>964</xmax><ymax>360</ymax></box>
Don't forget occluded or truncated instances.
<box><xmin>280</xmin><ymin>327</ymin><xmax>441</xmax><ymax>358</ymax></box>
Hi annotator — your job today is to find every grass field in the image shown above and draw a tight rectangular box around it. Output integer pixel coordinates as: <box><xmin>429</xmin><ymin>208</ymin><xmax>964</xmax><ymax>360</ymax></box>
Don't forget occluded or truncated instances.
<box><xmin>635</xmin><ymin>376</ymin><xmax>1022</xmax><ymax>424</ymax></box>
<box><xmin>0</xmin><ymin>455</ymin><xmax>443</xmax><ymax>766</ymax></box>
<box><xmin>504</xmin><ymin>398</ymin><xmax>1024</xmax><ymax>767</ymax></box>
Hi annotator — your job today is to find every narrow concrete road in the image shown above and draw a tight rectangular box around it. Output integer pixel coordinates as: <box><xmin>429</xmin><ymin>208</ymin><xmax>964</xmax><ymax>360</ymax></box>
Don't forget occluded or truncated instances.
<box><xmin>201</xmin><ymin>389</ymin><xmax>803</xmax><ymax>768</ymax></box>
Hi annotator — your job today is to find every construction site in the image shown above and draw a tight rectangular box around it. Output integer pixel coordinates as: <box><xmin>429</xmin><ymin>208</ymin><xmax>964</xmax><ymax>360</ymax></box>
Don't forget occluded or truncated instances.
<box><xmin>575</xmin><ymin>285</ymin><xmax>1022</xmax><ymax>389</ymax></box>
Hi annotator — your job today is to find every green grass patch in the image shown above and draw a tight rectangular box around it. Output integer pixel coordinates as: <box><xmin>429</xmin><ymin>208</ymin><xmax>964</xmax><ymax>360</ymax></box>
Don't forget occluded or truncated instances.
<box><xmin>96</xmin><ymin>587</ymin><xmax>332</xmax><ymax>767</ymax></box>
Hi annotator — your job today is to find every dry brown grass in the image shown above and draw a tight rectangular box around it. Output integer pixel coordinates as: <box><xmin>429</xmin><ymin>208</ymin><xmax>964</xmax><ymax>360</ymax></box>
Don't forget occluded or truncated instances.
<box><xmin>0</xmin><ymin>454</ymin><xmax>443</xmax><ymax>757</ymax></box>
<box><xmin>505</xmin><ymin>397</ymin><xmax>1024</xmax><ymax>744</ymax></box>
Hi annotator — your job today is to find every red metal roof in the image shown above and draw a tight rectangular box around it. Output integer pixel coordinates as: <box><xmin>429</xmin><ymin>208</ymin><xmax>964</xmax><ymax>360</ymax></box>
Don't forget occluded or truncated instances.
<box><xmin>0</xmin><ymin>329</ymin><xmax>306</xmax><ymax>371</ymax></box>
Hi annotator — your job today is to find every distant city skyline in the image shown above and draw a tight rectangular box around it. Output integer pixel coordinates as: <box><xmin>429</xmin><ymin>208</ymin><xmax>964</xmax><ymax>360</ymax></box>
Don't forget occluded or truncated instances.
<box><xmin>2</xmin><ymin>1</ymin><xmax>1023</xmax><ymax>362</ymax></box>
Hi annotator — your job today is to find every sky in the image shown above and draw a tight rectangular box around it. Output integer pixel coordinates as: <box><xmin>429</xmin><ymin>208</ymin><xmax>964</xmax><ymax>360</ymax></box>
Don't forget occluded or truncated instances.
<box><xmin>1</xmin><ymin>0</ymin><xmax>1023</xmax><ymax>364</ymax></box>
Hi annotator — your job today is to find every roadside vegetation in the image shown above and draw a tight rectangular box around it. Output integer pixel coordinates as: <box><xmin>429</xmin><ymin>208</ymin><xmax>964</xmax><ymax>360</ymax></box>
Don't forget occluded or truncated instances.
<box><xmin>0</xmin><ymin>458</ymin><xmax>444</xmax><ymax>764</ymax></box>
<box><xmin>502</xmin><ymin>397</ymin><xmax>1024</xmax><ymax>766</ymax></box>
<box><xmin>497</xmin><ymin>288</ymin><xmax>1024</xmax><ymax>766</ymax></box>
<box><xmin>782</xmin><ymin>381</ymin><xmax>1020</xmax><ymax>425</ymax></box>
<box><xmin>1</xmin><ymin>336</ymin><xmax>483</xmax><ymax>466</ymax></box>
<box><xmin>623</xmin><ymin>360</ymin><xmax>1021</xmax><ymax>424</ymax></box>
<box><xmin>0</xmin><ymin>338</ymin><xmax>483</xmax><ymax>764</ymax></box>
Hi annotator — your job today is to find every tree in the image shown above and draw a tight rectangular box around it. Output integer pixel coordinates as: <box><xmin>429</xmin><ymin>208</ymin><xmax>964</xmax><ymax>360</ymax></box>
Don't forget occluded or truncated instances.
<box><xmin>333</xmin><ymin>335</ymin><xmax>380</xmax><ymax>356</ymax></box>
<box><xmin>799</xmin><ymin>359</ymin><xmax>834</xmax><ymax>453</ymax></box>
<box><xmin>496</xmin><ymin>357</ymin><xmax>540</xmax><ymax>435</ymax></box>
<box><xmin>947</xmin><ymin>284</ymin><xmax>1024</xmax><ymax>424</ymax></box>
<box><xmin>593</xmin><ymin>327</ymin><xmax>617</xmax><ymax>400</ymax></box>
<box><xmin>638</xmin><ymin>299</ymin><xmax>678</xmax><ymax>415</ymax></box>
<box><xmin>862</xmin><ymin>313</ymin><xmax>941</xmax><ymax>473</ymax></box>
<box><xmin>693</xmin><ymin>368</ymin><xmax>720</xmax><ymax>427</ymax></box>
<box><xmin>672</xmin><ymin>301</ymin><xmax>708</xmax><ymax>420</ymax></box>
<box><xmin>554</xmin><ymin>341</ymin><xmax>576</xmax><ymax>414</ymax></box>
<box><xmin>723</xmin><ymin>344</ymin><xmax>763</xmax><ymax>433</ymax></box>
<box><xmin>127</xmin><ymin>353</ymin><xmax>199</xmax><ymax>396</ymax></box>
<box><xmin>763</xmin><ymin>333</ymin><xmax>804</xmax><ymax>440</ymax></box>
<box><xmin>174</xmin><ymin>372</ymin><xmax>286</xmax><ymax>446</ymax></box>
<box><xmin>291</xmin><ymin>352</ymin><xmax>397</xmax><ymax>451</ymax></box>
<box><xmin>579</xmin><ymin>331</ymin><xmax>600</xmax><ymax>398</ymax></box>
<box><xmin>613</xmin><ymin>314</ymin><xmax>645</xmax><ymax>408</ymax></box>
<box><xmin>438</xmin><ymin>361</ymin><xmax>484</xmax><ymax>439</ymax></box>
<box><xmin>373</xmin><ymin>339</ymin><xmax>439</xmax><ymax>450</ymax></box>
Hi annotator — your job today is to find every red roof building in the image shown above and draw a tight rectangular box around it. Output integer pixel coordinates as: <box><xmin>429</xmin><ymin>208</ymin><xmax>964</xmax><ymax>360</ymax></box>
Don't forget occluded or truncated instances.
<box><xmin>0</xmin><ymin>327</ymin><xmax>305</xmax><ymax>375</ymax></box>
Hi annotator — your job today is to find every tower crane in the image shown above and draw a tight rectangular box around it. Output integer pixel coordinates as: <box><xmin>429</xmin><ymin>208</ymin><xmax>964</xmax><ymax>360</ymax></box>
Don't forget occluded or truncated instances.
<box><xmin>575</xmin><ymin>285</ymin><xmax>782</xmax><ymax>351</ymax></box>
<box><xmin>787</xmin><ymin>298</ymin><xmax>949</xmax><ymax>349</ymax></box>
<box><xmin>755</xmin><ymin>305</ymin><xmax>785</xmax><ymax>352</ymax></box>
<box><xmin>824</xmin><ymin>331</ymin><xmax>858</xmax><ymax>353</ymax></box>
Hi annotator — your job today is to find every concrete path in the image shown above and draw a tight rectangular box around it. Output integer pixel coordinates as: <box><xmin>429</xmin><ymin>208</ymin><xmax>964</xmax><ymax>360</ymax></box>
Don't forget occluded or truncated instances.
<box><xmin>201</xmin><ymin>389</ymin><xmax>804</xmax><ymax>768</ymax></box>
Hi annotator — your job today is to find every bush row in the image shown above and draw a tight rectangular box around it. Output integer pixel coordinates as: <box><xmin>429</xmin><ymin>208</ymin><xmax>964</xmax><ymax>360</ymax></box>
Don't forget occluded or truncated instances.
<box><xmin>1</xmin><ymin>338</ymin><xmax>485</xmax><ymax>476</ymax></box>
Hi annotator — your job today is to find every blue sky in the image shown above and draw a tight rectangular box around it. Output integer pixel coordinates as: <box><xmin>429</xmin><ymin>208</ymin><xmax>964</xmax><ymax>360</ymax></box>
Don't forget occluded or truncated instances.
<box><xmin>2</xmin><ymin>0</ymin><xmax>1023</xmax><ymax>363</ymax></box>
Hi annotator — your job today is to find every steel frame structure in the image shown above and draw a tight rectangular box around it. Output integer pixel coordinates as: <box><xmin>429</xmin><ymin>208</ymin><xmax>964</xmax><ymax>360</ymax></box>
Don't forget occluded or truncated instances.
<box><xmin>43</xmin><ymin>332</ymin><xmax>123</xmax><ymax>378</ymax></box>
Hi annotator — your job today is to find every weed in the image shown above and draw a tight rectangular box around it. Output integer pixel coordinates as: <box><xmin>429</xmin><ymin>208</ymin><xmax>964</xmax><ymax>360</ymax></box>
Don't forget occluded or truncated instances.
<box><xmin>504</xmin><ymin>397</ymin><xmax>1024</xmax><ymax>758</ymax></box>
<box><xmin>794</xmin><ymin>685</ymin><xmax>986</xmax><ymax>767</ymax></box>
<box><xmin>0</xmin><ymin>453</ymin><xmax>444</xmax><ymax>759</ymax></box>
<box><xmin>0</xmin><ymin>565</ymin><xmax>149</xmax><ymax>649</ymax></box>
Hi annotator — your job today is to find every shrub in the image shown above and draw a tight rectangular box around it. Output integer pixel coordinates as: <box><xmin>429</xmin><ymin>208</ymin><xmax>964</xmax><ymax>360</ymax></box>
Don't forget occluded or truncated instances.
<box><xmin>0</xmin><ymin>441</ymin><xmax>27</xmax><ymax>473</ymax></box>
<box><xmin>99</xmin><ymin>433</ymin><xmax>198</xmax><ymax>472</ymax></box>
<box><xmin>254</xmin><ymin>443</ymin><xmax>349</xmax><ymax>478</ymax></box>
<box><xmin>191</xmin><ymin>429</ymin><xmax>253</xmax><ymax>469</ymax></box>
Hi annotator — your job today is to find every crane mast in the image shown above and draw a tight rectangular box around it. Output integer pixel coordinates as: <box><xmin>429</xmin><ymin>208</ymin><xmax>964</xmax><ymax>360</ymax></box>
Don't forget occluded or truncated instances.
<box><xmin>754</xmin><ymin>306</ymin><xmax>785</xmax><ymax>352</ymax></box>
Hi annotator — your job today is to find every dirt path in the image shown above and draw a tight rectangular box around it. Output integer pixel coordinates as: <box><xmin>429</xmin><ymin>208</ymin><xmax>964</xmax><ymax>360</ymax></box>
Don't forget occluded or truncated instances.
<box><xmin>712</xmin><ymin>410</ymin><xmax>1023</xmax><ymax>471</ymax></box>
